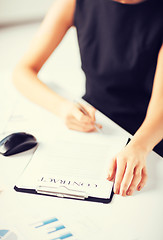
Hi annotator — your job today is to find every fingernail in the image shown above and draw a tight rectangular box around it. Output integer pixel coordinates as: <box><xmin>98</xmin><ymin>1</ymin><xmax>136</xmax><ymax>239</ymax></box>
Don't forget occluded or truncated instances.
<box><xmin>114</xmin><ymin>189</ymin><xmax>119</xmax><ymax>194</ymax></box>
<box><xmin>127</xmin><ymin>190</ymin><xmax>132</xmax><ymax>196</ymax></box>
<box><xmin>107</xmin><ymin>174</ymin><xmax>110</xmax><ymax>180</ymax></box>
<box><xmin>137</xmin><ymin>186</ymin><xmax>141</xmax><ymax>191</ymax></box>
<box><xmin>120</xmin><ymin>190</ymin><xmax>126</xmax><ymax>196</ymax></box>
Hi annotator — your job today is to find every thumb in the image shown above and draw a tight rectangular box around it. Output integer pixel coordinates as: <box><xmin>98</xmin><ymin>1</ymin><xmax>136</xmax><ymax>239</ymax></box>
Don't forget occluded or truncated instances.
<box><xmin>107</xmin><ymin>156</ymin><xmax>117</xmax><ymax>181</ymax></box>
<box><xmin>72</xmin><ymin>106</ymin><xmax>85</xmax><ymax>121</ymax></box>
<box><xmin>84</xmin><ymin>105</ymin><xmax>96</xmax><ymax>122</ymax></box>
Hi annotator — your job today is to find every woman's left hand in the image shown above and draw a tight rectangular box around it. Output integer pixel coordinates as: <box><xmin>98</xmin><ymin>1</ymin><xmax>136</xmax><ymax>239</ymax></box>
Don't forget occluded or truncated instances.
<box><xmin>107</xmin><ymin>142</ymin><xmax>148</xmax><ymax>196</ymax></box>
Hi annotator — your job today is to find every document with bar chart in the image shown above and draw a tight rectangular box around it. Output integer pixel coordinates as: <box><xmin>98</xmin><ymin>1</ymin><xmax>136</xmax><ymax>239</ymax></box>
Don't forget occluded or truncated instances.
<box><xmin>0</xmin><ymin>216</ymin><xmax>77</xmax><ymax>240</ymax></box>
<box><xmin>28</xmin><ymin>216</ymin><xmax>77</xmax><ymax>240</ymax></box>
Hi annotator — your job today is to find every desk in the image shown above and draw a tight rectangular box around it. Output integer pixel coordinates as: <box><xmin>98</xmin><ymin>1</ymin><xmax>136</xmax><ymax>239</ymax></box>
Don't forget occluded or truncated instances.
<box><xmin>0</xmin><ymin>23</ymin><xmax>163</xmax><ymax>240</ymax></box>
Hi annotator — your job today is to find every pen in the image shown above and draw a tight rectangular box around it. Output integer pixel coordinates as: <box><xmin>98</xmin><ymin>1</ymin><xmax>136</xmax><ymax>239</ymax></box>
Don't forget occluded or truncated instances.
<box><xmin>75</xmin><ymin>101</ymin><xmax>102</xmax><ymax>133</ymax></box>
<box><xmin>126</xmin><ymin>138</ymin><xmax>131</xmax><ymax>145</ymax></box>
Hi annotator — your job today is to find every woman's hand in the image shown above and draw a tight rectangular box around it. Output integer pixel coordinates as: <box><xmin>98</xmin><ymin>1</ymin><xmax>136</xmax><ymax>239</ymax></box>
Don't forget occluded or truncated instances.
<box><xmin>60</xmin><ymin>100</ymin><xmax>102</xmax><ymax>132</ymax></box>
<box><xmin>107</xmin><ymin>142</ymin><xmax>148</xmax><ymax>196</ymax></box>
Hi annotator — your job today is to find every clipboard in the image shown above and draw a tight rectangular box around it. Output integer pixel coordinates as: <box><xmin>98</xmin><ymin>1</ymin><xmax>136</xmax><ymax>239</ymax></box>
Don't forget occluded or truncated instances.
<box><xmin>14</xmin><ymin>188</ymin><xmax>114</xmax><ymax>204</ymax></box>
<box><xmin>14</xmin><ymin>135</ymin><xmax>128</xmax><ymax>204</ymax></box>
<box><xmin>14</xmin><ymin>176</ymin><xmax>114</xmax><ymax>204</ymax></box>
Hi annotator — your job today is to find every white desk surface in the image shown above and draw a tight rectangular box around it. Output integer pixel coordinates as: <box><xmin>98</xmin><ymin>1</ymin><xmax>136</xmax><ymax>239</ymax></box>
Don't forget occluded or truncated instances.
<box><xmin>0</xmin><ymin>23</ymin><xmax>163</xmax><ymax>240</ymax></box>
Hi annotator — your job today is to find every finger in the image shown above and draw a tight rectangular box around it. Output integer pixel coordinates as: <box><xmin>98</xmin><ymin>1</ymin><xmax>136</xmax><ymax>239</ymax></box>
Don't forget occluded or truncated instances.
<box><xmin>86</xmin><ymin>106</ymin><xmax>103</xmax><ymax>129</ymax></box>
<box><xmin>84</xmin><ymin>105</ymin><xmax>96</xmax><ymax>121</ymax></box>
<box><xmin>119</xmin><ymin>163</ymin><xmax>134</xmax><ymax>196</ymax></box>
<box><xmin>72</xmin><ymin>106</ymin><xmax>94</xmax><ymax>124</ymax></box>
<box><xmin>94</xmin><ymin>123</ymin><xmax>103</xmax><ymax>130</ymax></box>
<box><xmin>107</xmin><ymin>156</ymin><xmax>117</xmax><ymax>181</ymax></box>
<box><xmin>75</xmin><ymin>117</ymin><xmax>96</xmax><ymax>132</ymax></box>
<box><xmin>72</xmin><ymin>106</ymin><xmax>88</xmax><ymax>122</ymax></box>
<box><xmin>137</xmin><ymin>167</ymin><xmax>148</xmax><ymax>191</ymax></box>
<box><xmin>68</xmin><ymin>121</ymin><xmax>95</xmax><ymax>132</ymax></box>
<box><xmin>68</xmin><ymin>123</ymin><xmax>95</xmax><ymax>132</ymax></box>
<box><xmin>126</xmin><ymin>167</ymin><xmax>142</xmax><ymax>196</ymax></box>
<box><xmin>66</xmin><ymin>116</ymin><xmax>96</xmax><ymax>132</ymax></box>
<box><xmin>114</xmin><ymin>157</ymin><xmax>126</xmax><ymax>194</ymax></box>
<box><xmin>96</xmin><ymin>123</ymin><xmax>103</xmax><ymax>128</ymax></box>
<box><xmin>75</xmin><ymin>104</ymin><xmax>103</xmax><ymax>130</ymax></box>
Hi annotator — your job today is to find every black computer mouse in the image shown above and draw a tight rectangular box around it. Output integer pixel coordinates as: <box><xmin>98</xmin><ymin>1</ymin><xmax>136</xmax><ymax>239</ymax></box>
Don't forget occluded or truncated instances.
<box><xmin>0</xmin><ymin>132</ymin><xmax>38</xmax><ymax>156</ymax></box>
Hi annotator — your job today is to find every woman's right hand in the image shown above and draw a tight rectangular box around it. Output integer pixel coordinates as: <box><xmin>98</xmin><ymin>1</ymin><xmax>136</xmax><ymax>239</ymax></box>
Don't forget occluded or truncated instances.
<box><xmin>60</xmin><ymin>100</ymin><xmax>102</xmax><ymax>132</ymax></box>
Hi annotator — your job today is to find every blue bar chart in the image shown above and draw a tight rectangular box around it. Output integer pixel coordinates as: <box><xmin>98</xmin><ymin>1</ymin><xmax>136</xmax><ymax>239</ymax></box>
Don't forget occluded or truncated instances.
<box><xmin>30</xmin><ymin>217</ymin><xmax>77</xmax><ymax>240</ymax></box>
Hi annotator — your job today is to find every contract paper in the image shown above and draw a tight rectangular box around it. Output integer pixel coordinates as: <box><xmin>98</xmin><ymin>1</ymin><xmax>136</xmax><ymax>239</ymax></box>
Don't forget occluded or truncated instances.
<box><xmin>15</xmin><ymin>133</ymin><xmax>127</xmax><ymax>200</ymax></box>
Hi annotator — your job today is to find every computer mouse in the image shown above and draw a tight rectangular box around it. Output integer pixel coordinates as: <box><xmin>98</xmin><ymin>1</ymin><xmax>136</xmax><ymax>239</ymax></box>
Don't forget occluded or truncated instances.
<box><xmin>0</xmin><ymin>132</ymin><xmax>38</xmax><ymax>156</ymax></box>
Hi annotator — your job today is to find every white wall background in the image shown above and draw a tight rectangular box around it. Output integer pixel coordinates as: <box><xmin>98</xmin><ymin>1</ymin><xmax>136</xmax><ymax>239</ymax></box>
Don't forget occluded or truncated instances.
<box><xmin>0</xmin><ymin>0</ymin><xmax>53</xmax><ymax>25</ymax></box>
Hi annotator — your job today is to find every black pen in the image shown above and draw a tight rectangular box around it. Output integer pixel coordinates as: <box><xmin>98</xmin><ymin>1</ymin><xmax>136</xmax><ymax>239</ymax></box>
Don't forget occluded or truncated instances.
<box><xmin>126</xmin><ymin>138</ymin><xmax>131</xmax><ymax>145</ymax></box>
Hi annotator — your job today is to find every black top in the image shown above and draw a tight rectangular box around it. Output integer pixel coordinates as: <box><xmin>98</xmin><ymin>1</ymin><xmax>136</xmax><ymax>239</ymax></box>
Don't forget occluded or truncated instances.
<box><xmin>74</xmin><ymin>0</ymin><xmax>163</xmax><ymax>157</ymax></box>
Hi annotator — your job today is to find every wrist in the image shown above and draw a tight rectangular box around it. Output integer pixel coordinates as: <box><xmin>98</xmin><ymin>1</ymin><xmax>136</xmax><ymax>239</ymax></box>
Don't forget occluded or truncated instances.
<box><xmin>55</xmin><ymin>98</ymin><xmax>73</xmax><ymax>119</ymax></box>
<box><xmin>128</xmin><ymin>136</ymin><xmax>152</xmax><ymax>155</ymax></box>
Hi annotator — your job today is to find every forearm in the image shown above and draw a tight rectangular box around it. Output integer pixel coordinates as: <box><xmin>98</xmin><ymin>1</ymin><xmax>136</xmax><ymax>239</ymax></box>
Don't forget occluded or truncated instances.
<box><xmin>12</xmin><ymin>0</ymin><xmax>76</xmax><ymax>119</ymax></box>
<box><xmin>130</xmin><ymin>45</ymin><xmax>163</xmax><ymax>153</ymax></box>
<box><xmin>13</xmin><ymin>65</ymin><xmax>70</xmax><ymax>118</ymax></box>
<box><xmin>130</xmin><ymin>107</ymin><xmax>163</xmax><ymax>153</ymax></box>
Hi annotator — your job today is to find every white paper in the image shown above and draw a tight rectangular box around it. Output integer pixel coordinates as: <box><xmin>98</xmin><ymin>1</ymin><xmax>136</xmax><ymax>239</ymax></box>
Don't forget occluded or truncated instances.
<box><xmin>16</xmin><ymin>134</ymin><xmax>127</xmax><ymax>199</ymax></box>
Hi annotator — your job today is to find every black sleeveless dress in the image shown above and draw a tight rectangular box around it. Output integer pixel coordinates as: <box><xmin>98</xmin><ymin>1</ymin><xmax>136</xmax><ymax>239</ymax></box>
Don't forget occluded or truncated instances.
<box><xmin>74</xmin><ymin>0</ymin><xmax>163</xmax><ymax>157</ymax></box>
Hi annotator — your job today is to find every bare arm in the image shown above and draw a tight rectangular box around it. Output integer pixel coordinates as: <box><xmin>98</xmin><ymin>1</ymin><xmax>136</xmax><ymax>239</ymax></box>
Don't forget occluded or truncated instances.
<box><xmin>13</xmin><ymin>0</ymin><xmax>76</xmax><ymax>117</ymax></box>
<box><xmin>13</xmin><ymin>0</ymin><xmax>99</xmax><ymax>132</ymax></box>
<box><xmin>131</xmin><ymin>44</ymin><xmax>163</xmax><ymax>152</ymax></box>
<box><xmin>108</xmin><ymin>44</ymin><xmax>163</xmax><ymax>196</ymax></box>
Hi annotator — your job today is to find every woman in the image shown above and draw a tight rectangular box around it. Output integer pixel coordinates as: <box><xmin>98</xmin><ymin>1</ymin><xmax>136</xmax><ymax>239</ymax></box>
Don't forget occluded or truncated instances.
<box><xmin>13</xmin><ymin>0</ymin><xmax>163</xmax><ymax>196</ymax></box>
